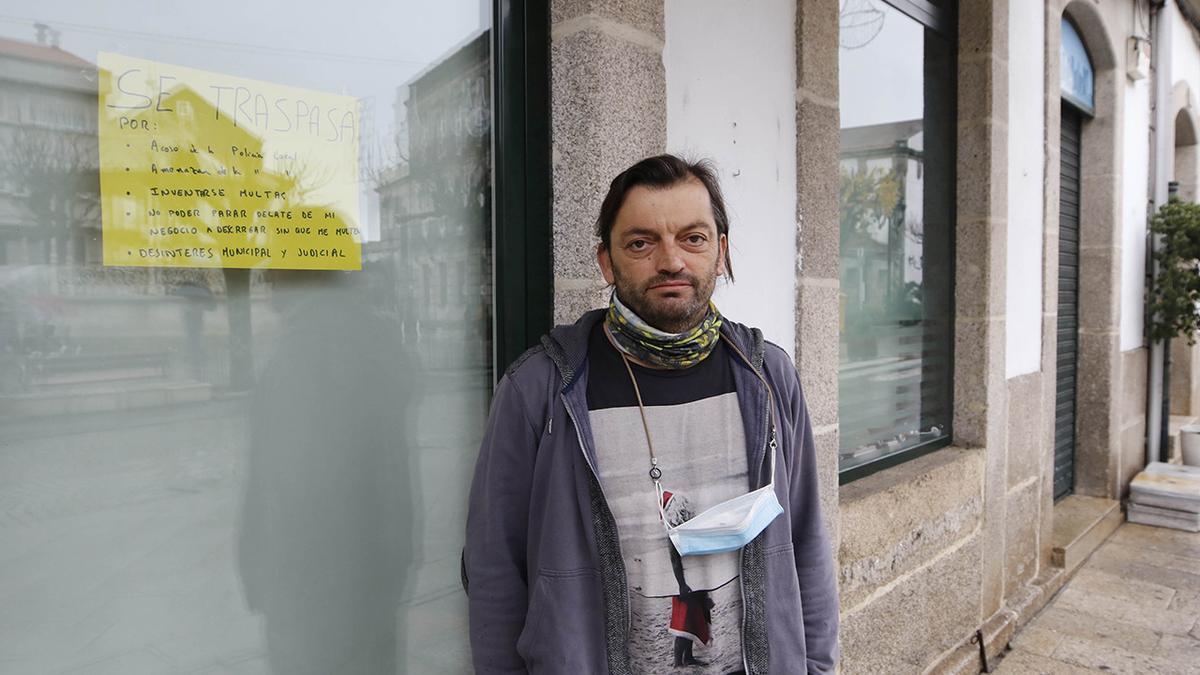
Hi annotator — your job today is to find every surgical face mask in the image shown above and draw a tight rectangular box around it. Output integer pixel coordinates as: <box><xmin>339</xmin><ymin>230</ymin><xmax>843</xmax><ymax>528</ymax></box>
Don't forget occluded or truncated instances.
<box><xmin>657</xmin><ymin>434</ymin><xmax>783</xmax><ymax>556</ymax></box>
<box><xmin>610</xmin><ymin>327</ymin><xmax>783</xmax><ymax>557</ymax></box>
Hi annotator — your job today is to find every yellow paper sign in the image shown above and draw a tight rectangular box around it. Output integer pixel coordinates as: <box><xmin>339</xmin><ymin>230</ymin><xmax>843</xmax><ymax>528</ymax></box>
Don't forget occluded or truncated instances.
<box><xmin>98</xmin><ymin>53</ymin><xmax>362</xmax><ymax>270</ymax></box>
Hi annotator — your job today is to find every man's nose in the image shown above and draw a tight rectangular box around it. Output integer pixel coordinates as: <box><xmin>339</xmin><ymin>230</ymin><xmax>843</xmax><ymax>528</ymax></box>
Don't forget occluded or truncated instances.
<box><xmin>654</xmin><ymin>241</ymin><xmax>686</xmax><ymax>274</ymax></box>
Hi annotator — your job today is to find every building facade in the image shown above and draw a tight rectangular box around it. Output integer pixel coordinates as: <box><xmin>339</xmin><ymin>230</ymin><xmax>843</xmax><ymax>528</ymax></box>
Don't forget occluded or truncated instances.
<box><xmin>547</xmin><ymin>0</ymin><xmax>1199</xmax><ymax>671</ymax></box>
<box><xmin>0</xmin><ymin>0</ymin><xmax>1197</xmax><ymax>672</ymax></box>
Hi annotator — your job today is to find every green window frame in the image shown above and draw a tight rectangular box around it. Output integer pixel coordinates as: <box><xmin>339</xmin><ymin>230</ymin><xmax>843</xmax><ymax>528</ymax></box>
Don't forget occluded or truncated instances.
<box><xmin>493</xmin><ymin>0</ymin><xmax>553</xmax><ymax>375</ymax></box>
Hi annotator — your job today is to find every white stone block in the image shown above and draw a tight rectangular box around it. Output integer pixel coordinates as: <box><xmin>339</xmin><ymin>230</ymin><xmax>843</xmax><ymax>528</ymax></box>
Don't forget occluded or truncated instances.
<box><xmin>1127</xmin><ymin>502</ymin><xmax>1200</xmax><ymax>533</ymax></box>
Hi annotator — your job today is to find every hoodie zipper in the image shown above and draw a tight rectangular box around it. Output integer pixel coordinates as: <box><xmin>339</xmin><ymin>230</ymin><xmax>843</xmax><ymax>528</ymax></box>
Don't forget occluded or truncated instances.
<box><xmin>739</xmin><ymin>419</ymin><xmax>777</xmax><ymax>675</ymax></box>
<box><xmin>724</xmin><ymin>336</ymin><xmax>775</xmax><ymax>675</ymax></box>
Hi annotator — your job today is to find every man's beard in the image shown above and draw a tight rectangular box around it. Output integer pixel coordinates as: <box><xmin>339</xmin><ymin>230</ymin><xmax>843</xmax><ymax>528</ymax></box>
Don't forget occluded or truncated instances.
<box><xmin>611</xmin><ymin>258</ymin><xmax>720</xmax><ymax>334</ymax></box>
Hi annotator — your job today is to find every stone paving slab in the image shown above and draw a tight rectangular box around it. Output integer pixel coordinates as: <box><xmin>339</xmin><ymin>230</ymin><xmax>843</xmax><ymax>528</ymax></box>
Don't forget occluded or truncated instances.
<box><xmin>997</xmin><ymin>523</ymin><xmax>1200</xmax><ymax>675</ymax></box>
<box><xmin>993</xmin><ymin>648</ymin><xmax>1098</xmax><ymax>674</ymax></box>
<box><xmin>1085</xmin><ymin>541</ymin><xmax>1200</xmax><ymax>588</ymax></box>
<box><xmin>1019</xmin><ymin>606</ymin><xmax>1161</xmax><ymax>655</ymax></box>
<box><xmin>1108</xmin><ymin>522</ymin><xmax>1200</xmax><ymax>558</ymax></box>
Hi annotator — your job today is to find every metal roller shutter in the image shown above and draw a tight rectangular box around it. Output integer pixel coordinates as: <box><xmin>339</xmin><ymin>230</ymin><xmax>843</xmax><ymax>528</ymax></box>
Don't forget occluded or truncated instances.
<box><xmin>1054</xmin><ymin>102</ymin><xmax>1082</xmax><ymax>501</ymax></box>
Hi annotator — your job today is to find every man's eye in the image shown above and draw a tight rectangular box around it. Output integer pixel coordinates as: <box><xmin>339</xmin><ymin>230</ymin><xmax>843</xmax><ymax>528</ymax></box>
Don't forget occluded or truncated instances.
<box><xmin>628</xmin><ymin>240</ymin><xmax>648</xmax><ymax>250</ymax></box>
<box><xmin>686</xmin><ymin>235</ymin><xmax>706</xmax><ymax>244</ymax></box>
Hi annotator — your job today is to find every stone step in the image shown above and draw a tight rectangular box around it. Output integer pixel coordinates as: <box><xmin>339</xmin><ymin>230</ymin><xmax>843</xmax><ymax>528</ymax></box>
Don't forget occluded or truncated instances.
<box><xmin>1129</xmin><ymin>462</ymin><xmax>1200</xmax><ymax>513</ymax></box>
<box><xmin>32</xmin><ymin>370</ymin><xmax>166</xmax><ymax>391</ymax></box>
<box><xmin>1127</xmin><ymin>502</ymin><xmax>1200</xmax><ymax>532</ymax></box>
<box><xmin>1050</xmin><ymin>495</ymin><xmax>1122</xmax><ymax>572</ymax></box>
<box><xmin>0</xmin><ymin>380</ymin><xmax>213</xmax><ymax>418</ymax></box>
<box><xmin>26</xmin><ymin>352</ymin><xmax>169</xmax><ymax>383</ymax></box>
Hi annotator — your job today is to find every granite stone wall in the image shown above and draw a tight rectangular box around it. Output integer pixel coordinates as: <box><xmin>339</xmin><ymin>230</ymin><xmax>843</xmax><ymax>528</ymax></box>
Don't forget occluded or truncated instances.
<box><xmin>549</xmin><ymin>0</ymin><xmax>667</xmax><ymax>323</ymax></box>
<box><xmin>794</xmin><ymin>0</ymin><xmax>842</xmax><ymax>555</ymax></box>
<box><xmin>544</xmin><ymin>0</ymin><xmax>1144</xmax><ymax>672</ymax></box>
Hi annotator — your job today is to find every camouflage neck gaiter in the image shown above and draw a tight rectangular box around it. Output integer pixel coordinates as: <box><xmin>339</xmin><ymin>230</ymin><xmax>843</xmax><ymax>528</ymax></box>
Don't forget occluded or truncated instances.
<box><xmin>604</xmin><ymin>291</ymin><xmax>723</xmax><ymax>369</ymax></box>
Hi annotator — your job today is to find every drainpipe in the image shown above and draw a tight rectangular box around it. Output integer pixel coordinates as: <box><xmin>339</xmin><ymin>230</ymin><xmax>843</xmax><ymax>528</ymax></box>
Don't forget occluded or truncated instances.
<box><xmin>1147</xmin><ymin>0</ymin><xmax>1172</xmax><ymax>466</ymax></box>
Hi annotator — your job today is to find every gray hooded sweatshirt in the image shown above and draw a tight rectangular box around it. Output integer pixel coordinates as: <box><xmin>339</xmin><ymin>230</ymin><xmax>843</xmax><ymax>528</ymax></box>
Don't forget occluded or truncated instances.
<box><xmin>463</xmin><ymin>309</ymin><xmax>839</xmax><ymax>674</ymax></box>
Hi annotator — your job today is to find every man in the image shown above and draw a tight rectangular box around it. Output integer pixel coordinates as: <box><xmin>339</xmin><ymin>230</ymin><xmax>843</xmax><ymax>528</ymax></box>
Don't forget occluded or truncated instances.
<box><xmin>464</xmin><ymin>155</ymin><xmax>839</xmax><ymax>674</ymax></box>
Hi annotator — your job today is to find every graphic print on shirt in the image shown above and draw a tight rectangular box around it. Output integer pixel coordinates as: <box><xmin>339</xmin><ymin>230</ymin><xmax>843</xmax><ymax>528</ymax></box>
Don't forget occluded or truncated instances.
<box><xmin>587</xmin><ymin>323</ymin><xmax>748</xmax><ymax>673</ymax></box>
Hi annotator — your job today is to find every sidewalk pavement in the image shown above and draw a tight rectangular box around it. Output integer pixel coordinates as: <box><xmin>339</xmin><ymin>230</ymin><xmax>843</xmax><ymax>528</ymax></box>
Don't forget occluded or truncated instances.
<box><xmin>996</xmin><ymin>522</ymin><xmax>1200</xmax><ymax>674</ymax></box>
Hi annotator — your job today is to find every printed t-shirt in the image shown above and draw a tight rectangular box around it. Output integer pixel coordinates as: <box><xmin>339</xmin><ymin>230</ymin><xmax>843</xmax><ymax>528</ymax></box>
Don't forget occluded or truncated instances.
<box><xmin>587</xmin><ymin>321</ymin><xmax>748</xmax><ymax>674</ymax></box>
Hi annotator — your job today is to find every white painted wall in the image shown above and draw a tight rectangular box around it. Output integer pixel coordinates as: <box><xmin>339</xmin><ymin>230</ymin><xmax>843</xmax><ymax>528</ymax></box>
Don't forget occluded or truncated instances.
<box><xmin>664</xmin><ymin>0</ymin><xmax>798</xmax><ymax>359</ymax></box>
<box><xmin>1122</xmin><ymin>61</ymin><xmax>1152</xmax><ymax>352</ymax></box>
<box><xmin>1171</xmin><ymin>6</ymin><xmax>1200</xmax><ymax>194</ymax></box>
<box><xmin>1006</xmin><ymin>0</ymin><xmax>1046</xmax><ymax>378</ymax></box>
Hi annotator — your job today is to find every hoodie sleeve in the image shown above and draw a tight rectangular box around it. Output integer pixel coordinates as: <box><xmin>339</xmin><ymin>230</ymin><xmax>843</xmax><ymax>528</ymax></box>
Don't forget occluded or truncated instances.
<box><xmin>464</xmin><ymin>372</ymin><xmax>541</xmax><ymax>673</ymax></box>
<box><xmin>779</xmin><ymin>354</ymin><xmax>841</xmax><ymax>673</ymax></box>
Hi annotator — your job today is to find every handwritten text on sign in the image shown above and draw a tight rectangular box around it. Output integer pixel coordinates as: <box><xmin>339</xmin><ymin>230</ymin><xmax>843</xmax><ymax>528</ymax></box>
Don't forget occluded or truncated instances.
<box><xmin>98</xmin><ymin>53</ymin><xmax>362</xmax><ymax>270</ymax></box>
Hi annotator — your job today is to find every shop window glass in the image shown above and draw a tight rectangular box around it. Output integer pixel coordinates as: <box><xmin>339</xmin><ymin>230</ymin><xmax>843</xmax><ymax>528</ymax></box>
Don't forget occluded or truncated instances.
<box><xmin>0</xmin><ymin>3</ymin><xmax>494</xmax><ymax>671</ymax></box>
<box><xmin>838</xmin><ymin>0</ymin><xmax>956</xmax><ymax>476</ymax></box>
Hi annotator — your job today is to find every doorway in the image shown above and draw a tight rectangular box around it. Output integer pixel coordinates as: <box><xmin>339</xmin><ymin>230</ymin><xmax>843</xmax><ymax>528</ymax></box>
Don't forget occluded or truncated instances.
<box><xmin>1054</xmin><ymin>101</ymin><xmax>1083</xmax><ymax>500</ymax></box>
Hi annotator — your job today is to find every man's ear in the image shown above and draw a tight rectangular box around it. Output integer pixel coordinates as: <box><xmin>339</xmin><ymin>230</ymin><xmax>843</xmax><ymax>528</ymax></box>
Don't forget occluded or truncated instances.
<box><xmin>597</xmin><ymin>243</ymin><xmax>616</xmax><ymax>285</ymax></box>
<box><xmin>717</xmin><ymin>233</ymin><xmax>728</xmax><ymax>277</ymax></box>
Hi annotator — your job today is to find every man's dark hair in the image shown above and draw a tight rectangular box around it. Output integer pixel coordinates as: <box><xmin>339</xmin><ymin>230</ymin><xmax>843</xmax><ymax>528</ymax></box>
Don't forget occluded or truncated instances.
<box><xmin>595</xmin><ymin>154</ymin><xmax>734</xmax><ymax>281</ymax></box>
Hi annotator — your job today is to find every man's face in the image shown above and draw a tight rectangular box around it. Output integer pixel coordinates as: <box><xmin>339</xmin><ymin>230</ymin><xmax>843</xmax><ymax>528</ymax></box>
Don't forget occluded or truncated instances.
<box><xmin>597</xmin><ymin>177</ymin><xmax>727</xmax><ymax>333</ymax></box>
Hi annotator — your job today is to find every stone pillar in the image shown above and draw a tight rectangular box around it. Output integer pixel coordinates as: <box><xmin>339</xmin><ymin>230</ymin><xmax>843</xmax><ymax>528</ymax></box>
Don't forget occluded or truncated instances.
<box><xmin>1170</xmin><ymin>338</ymin><xmax>1200</xmax><ymax>418</ymax></box>
<box><xmin>550</xmin><ymin>0</ymin><xmax>667</xmax><ymax>322</ymax></box>
<box><xmin>955</xmin><ymin>0</ymin><xmax>1010</xmax><ymax>618</ymax></box>
<box><xmin>1037</xmin><ymin>0</ymin><xmax>1064</xmax><ymax>577</ymax></box>
<box><xmin>1055</xmin><ymin>1</ymin><xmax>1126</xmax><ymax>499</ymax></box>
<box><xmin>794</xmin><ymin>0</ymin><xmax>842</xmax><ymax>552</ymax></box>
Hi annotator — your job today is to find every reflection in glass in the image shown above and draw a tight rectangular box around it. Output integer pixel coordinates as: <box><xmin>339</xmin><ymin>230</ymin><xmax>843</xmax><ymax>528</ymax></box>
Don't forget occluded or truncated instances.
<box><xmin>0</xmin><ymin>6</ymin><xmax>491</xmax><ymax>673</ymax></box>
<box><xmin>837</xmin><ymin>0</ymin><xmax>954</xmax><ymax>472</ymax></box>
